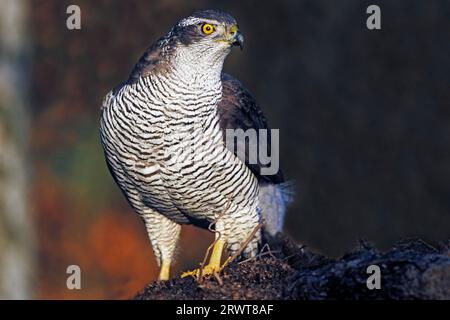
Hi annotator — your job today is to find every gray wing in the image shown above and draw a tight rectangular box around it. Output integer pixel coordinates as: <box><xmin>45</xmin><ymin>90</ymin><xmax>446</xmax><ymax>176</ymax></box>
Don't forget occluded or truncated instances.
<box><xmin>217</xmin><ymin>73</ymin><xmax>285</xmax><ymax>184</ymax></box>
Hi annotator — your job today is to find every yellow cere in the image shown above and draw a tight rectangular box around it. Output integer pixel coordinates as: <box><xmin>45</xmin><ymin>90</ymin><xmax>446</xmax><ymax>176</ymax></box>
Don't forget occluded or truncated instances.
<box><xmin>202</xmin><ymin>23</ymin><xmax>215</xmax><ymax>35</ymax></box>
<box><xmin>229</xmin><ymin>24</ymin><xmax>238</xmax><ymax>35</ymax></box>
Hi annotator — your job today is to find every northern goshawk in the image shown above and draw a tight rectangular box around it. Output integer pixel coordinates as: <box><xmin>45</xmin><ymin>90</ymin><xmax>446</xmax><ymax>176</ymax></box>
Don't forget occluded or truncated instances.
<box><xmin>100</xmin><ymin>10</ymin><xmax>292</xmax><ymax>280</ymax></box>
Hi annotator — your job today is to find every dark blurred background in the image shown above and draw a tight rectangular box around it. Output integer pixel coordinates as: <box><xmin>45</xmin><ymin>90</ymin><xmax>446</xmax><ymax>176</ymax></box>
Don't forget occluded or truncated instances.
<box><xmin>0</xmin><ymin>0</ymin><xmax>449</xmax><ymax>299</ymax></box>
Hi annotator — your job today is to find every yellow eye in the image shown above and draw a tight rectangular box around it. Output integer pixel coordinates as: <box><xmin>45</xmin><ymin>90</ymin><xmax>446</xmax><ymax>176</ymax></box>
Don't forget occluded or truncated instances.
<box><xmin>201</xmin><ymin>23</ymin><xmax>215</xmax><ymax>35</ymax></box>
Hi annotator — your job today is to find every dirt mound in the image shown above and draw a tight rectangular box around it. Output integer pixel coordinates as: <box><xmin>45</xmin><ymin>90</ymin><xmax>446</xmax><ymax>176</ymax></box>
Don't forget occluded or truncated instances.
<box><xmin>134</xmin><ymin>237</ymin><xmax>450</xmax><ymax>300</ymax></box>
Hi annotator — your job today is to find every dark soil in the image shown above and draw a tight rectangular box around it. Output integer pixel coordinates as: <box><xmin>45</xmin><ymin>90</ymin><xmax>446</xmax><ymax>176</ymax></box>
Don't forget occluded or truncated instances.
<box><xmin>134</xmin><ymin>236</ymin><xmax>450</xmax><ymax>300</ymax></box>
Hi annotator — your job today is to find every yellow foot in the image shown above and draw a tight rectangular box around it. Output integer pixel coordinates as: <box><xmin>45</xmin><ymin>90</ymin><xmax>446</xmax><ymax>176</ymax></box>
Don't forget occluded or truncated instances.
<box><xmin>181</xmin><ymin>239</ymin><xmax>225</xmax><ymax>280</ymax></box>
<box><xmin>181</xmin><ymin>263</ymin><xmax>222</xmax><ymax>279</ymax></box>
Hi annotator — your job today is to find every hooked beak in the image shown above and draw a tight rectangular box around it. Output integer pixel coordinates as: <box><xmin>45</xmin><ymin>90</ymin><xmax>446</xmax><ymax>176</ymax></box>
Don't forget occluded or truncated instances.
<box><xmin>232</xmin><ymin>31</ymin><xmax>244</xmax><ymax>50</ymax></box>
<box><xmin>228</xmin><ymin>25</ymin><xmax>244</xmax><ymax>50</ymax></box>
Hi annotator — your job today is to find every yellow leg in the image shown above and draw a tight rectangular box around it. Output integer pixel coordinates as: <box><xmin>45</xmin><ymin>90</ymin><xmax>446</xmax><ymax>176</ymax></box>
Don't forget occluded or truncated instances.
<box><xmin>158</xmin><ymin>259</ymin><xmax>171</xmax><ymax>281</ymax></box>
<box><xmin>181</xmin><ymin>239</ymin><xmax>225</xmax><ymax>279</ymax></box>
<box><xmin>208</xmin><ymin>239</ymin><xmax>224</xmax><ymax>270</ymax></box>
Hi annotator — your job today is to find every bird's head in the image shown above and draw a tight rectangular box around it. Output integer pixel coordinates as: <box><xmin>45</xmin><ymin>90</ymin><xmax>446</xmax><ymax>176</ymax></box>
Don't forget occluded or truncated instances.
<box><xmin>175</xmin><ymin>10</ymin><xmax>243</xmax><ymax>50</ymax></box>
<box><xmin>129</xmin><ymin>10</ymin><xmax>244</xmax><ymax>84</ymax></box>
<box><xmin>168</xmin><ymin>10</ymin><xmax>244</xmax><ymax>74</ymax></box>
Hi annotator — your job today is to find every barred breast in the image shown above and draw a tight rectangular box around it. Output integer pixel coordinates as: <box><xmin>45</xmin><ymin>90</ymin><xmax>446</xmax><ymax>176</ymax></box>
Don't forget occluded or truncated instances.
<box><xmin>100</xmin><ymin>72</ymin><xmax>259</xmax><ymax>229</ymax></box>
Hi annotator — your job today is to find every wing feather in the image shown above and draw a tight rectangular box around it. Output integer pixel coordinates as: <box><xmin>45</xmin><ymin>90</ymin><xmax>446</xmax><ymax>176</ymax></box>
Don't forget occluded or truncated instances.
<box><xmin>218</xmin><ymin>73</ymin><xmax>285</xmax><ymax>184</ymax></box>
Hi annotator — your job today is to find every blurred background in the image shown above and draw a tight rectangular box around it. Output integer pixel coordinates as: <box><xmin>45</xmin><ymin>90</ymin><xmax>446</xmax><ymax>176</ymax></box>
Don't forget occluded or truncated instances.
<box><xmin>0</xmin><ymin>0</ymin><xmax>449</xmax><ymax>299</ymax></box>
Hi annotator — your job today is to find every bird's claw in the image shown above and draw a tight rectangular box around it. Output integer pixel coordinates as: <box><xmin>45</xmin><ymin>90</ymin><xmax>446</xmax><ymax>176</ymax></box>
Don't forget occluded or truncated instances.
<box><xmin>181</xmin><ymin>263</ymin><xmax>222</xmax><ymax>279</ymax></box>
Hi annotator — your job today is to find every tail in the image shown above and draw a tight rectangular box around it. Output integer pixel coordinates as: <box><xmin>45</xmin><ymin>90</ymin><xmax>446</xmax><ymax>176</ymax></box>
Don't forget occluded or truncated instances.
<box><xmin>258</xmin><ymin>181</ymin><xmax>295</xmax><ymax>236</ymax></box>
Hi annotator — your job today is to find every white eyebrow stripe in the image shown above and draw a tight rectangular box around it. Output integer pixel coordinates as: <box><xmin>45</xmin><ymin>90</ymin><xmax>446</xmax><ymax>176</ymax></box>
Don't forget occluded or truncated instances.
<box><xmin>178</xmin><ymin>17</ymin><xmax>218</xmax><ymax>27</ymax></box>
